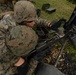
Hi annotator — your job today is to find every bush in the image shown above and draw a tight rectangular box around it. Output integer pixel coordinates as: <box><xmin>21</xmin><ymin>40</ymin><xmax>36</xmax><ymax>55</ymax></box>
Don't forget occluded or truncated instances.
<box><xmin>68</xmin><ymin>0</ymin><xmax>76</xmax><ymax>4</ymax></box>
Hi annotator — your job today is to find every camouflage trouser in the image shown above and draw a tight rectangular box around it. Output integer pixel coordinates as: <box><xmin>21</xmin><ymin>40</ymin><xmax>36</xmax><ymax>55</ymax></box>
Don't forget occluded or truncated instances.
<box><xmin>26</xmin><ymin>59</ymin><xmax>38</xmax><ymax>75</ymax></box>
<box><xmin>0</xmin><ymin>62</ymin><xmax>17</xmax><ymax>75</ymax></box>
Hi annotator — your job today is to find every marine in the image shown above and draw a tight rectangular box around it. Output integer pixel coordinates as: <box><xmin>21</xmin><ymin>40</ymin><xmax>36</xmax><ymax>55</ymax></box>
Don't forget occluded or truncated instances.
<box><xmin>0</xmin><ymin>1</ymin><xmax>65</xmax><ymax>75</ymax></box>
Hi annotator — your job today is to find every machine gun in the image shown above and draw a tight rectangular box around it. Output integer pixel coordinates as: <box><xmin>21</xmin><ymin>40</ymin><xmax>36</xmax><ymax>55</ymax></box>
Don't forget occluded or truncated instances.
<box><xmin>25</xmin><ymin>7</ymin><xmax>76</xmax><ymax>67</ymax></box>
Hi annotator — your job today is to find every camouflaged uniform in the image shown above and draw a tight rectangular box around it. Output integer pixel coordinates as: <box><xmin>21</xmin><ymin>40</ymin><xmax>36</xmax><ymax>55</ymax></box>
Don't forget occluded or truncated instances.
<box><xmin>0</xmin><ymin>14</ymin><xmax>20</xmax><ymax>75</ymax></box>
<box><xmin>6</xmin><ymin>26</ymin><xmax>38</xmax><ymax>56</ymax></box>
<box><xmin>0</xmin><ymin>14</ymin><xmax>49</xmax><ymax>75</ymax></box>
<box><xmin>14</xmin><ymin>1</ymin><xmax>50</xmax><ymax>26</ymax></box>
<box><xmin>6</xmin><ymin>25</ymin><xmax>38</xmax><ymax>74</ymax></box>
<box><xmin>0</xmin><ymin>14</ymin><xmax>50</xmax><ymax>75</ymax></box>
<box><xmin>0</xmin><ymin>1</ymin><xmax>51</xmax><ymax>75</ymax></box>
<box><xmin>0</xmin><ymin>15</ymin><xmax>38</xmax><ymax>75</ymax></box>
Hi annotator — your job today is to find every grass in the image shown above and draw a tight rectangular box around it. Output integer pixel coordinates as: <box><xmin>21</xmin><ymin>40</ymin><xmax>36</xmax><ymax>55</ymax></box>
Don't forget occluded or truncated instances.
<box><xmin>33</xmin><ymin>0</ymin><xmax>75</xmax><ymax>20</ymax></box>
<box><xmin>64</xmin><ymin>42</ymin><xmax>76</xmax><ymax>62</ymax></box>
<box><xmin>32</xmin><ymin>0</ymin><xmax>76</xmax><ymax>61</ymax></box>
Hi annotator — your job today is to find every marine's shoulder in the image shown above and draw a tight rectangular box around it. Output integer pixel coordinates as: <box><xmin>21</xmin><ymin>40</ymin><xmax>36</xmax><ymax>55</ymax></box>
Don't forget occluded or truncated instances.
<box><xmin>0</xmin><ymin>11</ymin><xmax>14</xmax><ymax>19</ymax></box>
<box><xmin>0</xmin><ymin>13</ymin><xmax>16</xmax><ymax>31</ymax></box>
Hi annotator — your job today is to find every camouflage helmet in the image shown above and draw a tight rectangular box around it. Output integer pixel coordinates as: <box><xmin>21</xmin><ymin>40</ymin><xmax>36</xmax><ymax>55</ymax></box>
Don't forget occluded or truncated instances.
<box><xmin>6</xmin><ymin>26</ymin><xmax>38</xmax><ymax>56</ymax></box>
<box><xmin>14</xmin><ymin>1</ymin><xmax>37</xmax><ymax>23</ymax></box>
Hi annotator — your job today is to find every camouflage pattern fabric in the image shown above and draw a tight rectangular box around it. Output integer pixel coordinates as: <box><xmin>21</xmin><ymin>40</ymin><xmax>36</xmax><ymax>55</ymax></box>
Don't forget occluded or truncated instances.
<box><xmin>0</xmin><ymin>14</ymin><xmax>50</xmax><ymax>75</ymax></box>
<box><xmin>14</xmin><ymin>1</ymin><xmax>50</xmax><ymax>26</ymax></box>
<box><xmin>0</xmin><ymin>14</ymin><xmax>16</xmax><ymax>31</ymax></box>
<box><xmin>0</xmin><ymin>14</ymin><xmax>20</xmax><ymax>75</ymax></box>
<box><xmin>0</xmin><ymin>25</ymin><xmax>38</xmax><ymax>75</ymax></box>
<box><xmin>0</xmin><ymin>1</ymin><xmax>51</xmax><ymax>75</ymax></box>
<box><xmin>6</xmin><ymin>25</ymin><xmax>38</xmax><ymax>56</ymax></box>
<box><xmin>13</xmin><ymin>1</ymin><xmax>51</xmax><ymax>27</ymax></box>
<box><xmin>26</xmin><ymin>59</ymin><xmax>38</xmax><ymax>75</ymax></box>
<box><xmin>0</xmin><ymin>30</ymin><xmax>20</xmax><ymax>75</ymax></box>
<box><xmin>0</xmin><ymin>11</ymin><xmax>14</xmax><ymax>19</ymax></box>
<box><xmin>14</xmin><ymin>1</ymin><xmax>37</xmax><ymax>23</ymax></box>
<box><xmin>34</xmin><ymin>17</ymin><xmax>50</xmax><ymax>27</ymax></box>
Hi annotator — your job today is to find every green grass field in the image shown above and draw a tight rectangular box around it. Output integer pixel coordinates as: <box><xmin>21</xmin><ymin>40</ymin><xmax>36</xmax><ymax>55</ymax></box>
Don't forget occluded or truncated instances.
<box><xmin>33</xmin><ymin>0</ymin><xmax>75</xmax><ymax>20</ymax></box>
<box><xmin>32</xmin><ymin>0</ymin><xmax>76</xmax><ymax>61</ymax></box>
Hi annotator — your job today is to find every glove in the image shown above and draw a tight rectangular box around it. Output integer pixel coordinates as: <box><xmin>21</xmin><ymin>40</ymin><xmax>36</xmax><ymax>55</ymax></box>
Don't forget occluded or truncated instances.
<box><xmin>17</xmin><ymin>61</ymin><xmax>29</xmax><ymax>75</ymax></box>
<box><xmin>50</xmin><ymin>18</ymin><xmax>66</xmax><ymax>31</ymax></box>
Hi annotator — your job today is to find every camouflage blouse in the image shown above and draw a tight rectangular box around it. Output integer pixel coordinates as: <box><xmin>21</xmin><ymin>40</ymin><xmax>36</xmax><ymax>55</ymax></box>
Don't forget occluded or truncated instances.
<box><xmin>0</xmin><ymin>14</ymin><xmax>50</xmax><ymax>75</ymax></box>
<box><xmin>0</xmin><ymin>14</ymin><xmax>20</xmax><ymax>75</ymax></box>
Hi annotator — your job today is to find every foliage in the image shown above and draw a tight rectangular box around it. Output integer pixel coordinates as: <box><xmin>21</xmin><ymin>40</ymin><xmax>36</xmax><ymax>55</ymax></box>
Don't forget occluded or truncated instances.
<box><xmin>68</xmin><ymin>0</ymin><xmax>76</xmax><ymax>4</ymax></box>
